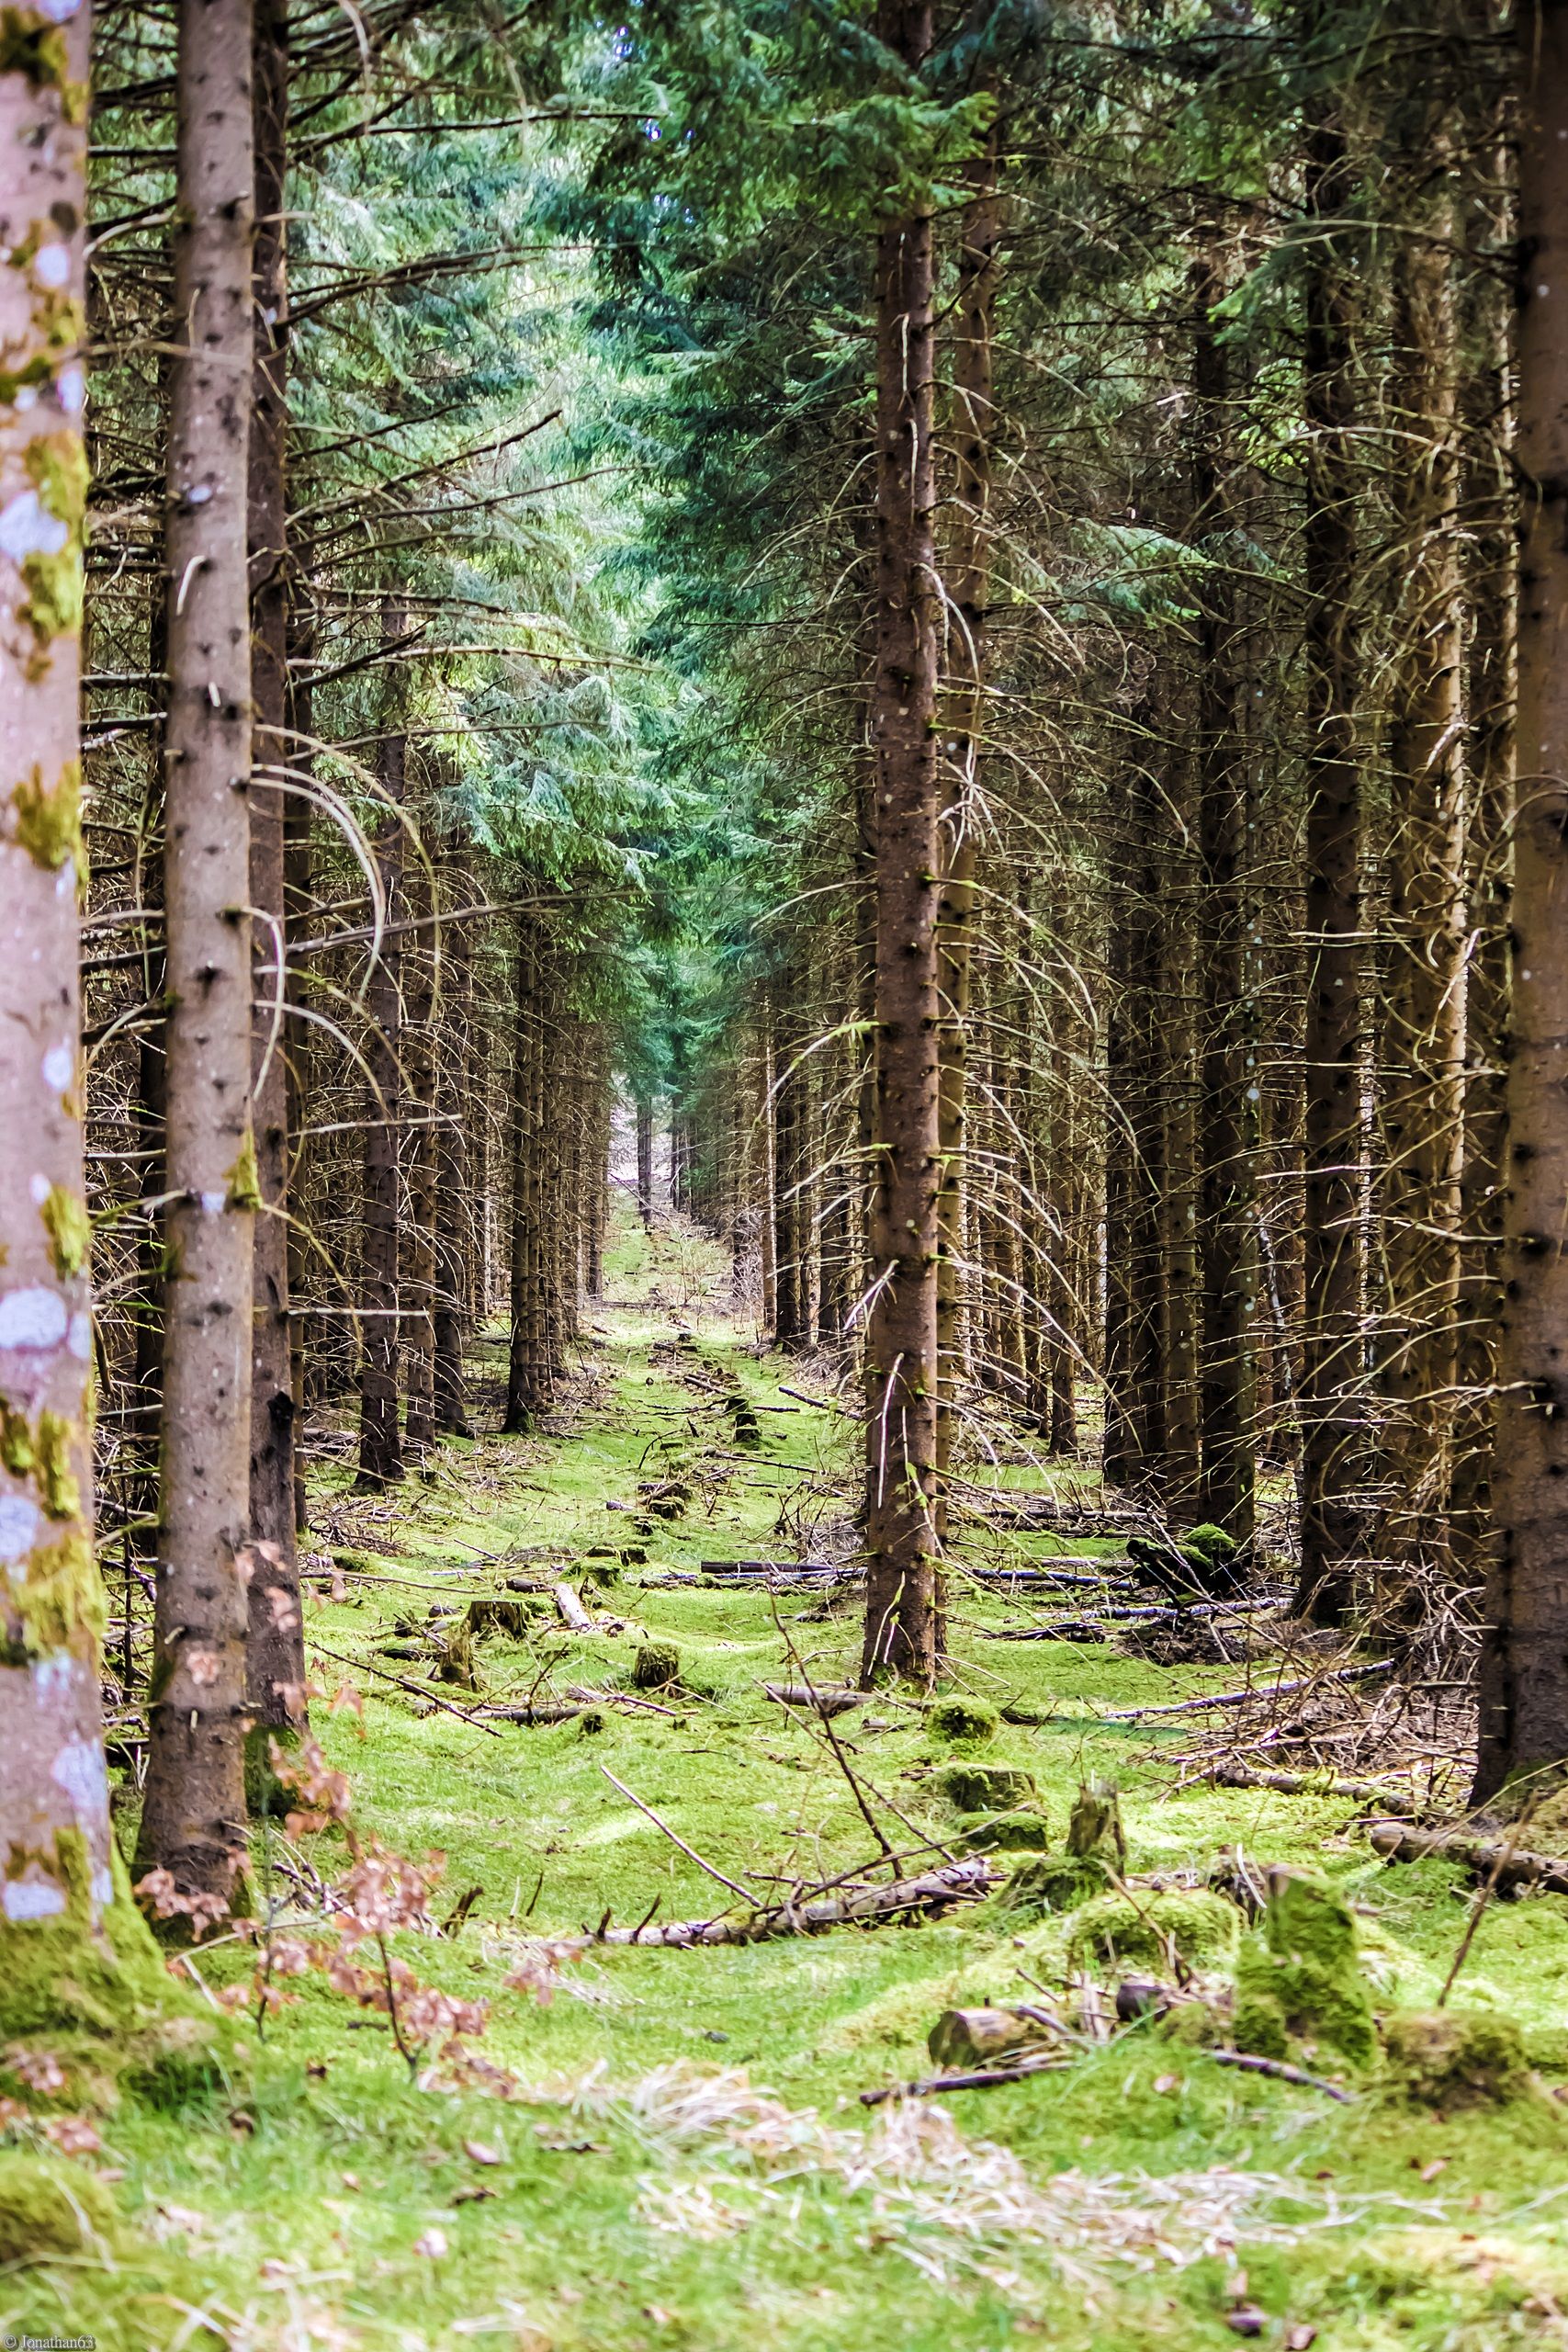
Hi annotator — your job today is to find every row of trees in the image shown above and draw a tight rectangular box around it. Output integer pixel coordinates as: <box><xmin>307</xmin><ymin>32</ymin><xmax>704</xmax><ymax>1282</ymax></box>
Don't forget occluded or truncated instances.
<box><xmin>6</xmin><ymin>0</ymin><xmax>1568</xmax><ymax>2010</ymax></box>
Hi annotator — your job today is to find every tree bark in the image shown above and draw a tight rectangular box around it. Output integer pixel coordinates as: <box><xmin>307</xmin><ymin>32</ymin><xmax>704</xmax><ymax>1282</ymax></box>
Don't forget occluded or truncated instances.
<box><xmin>355</xmin><ymin>610</ymin><xmax>406</xmax><ymax>1489</ymax></box>
<box><xmin>0</xmin><ymin>0</ymin><xmax>130</xmax><ymax>1968</ymax></box>
<box><xmin>243</xmin><ymin>0</ymin><xmax>304</xmax><ymax>1765</ymax></box>
<box><xmin>1473</xmin><ymin>0</ymin><xmax>1568</xmax><ymax>1803</ymax></box>
<box><xmin>136</xmin><ymin>0</ymin><xmax>257</xmax><ymax>1909</ymax></box>
<box><xmin>1190</xmin><ymin>241</ymin><xmax>1258</xmax><ymax>1542</ymax></box>
<box><xmin>934</xmin><ymin>132</ymin><xmax>998</xmax><ymax>1499</ymax></box>
<box><xmin>432</xmin><ymin>841</ymin><xmax>472</xmax><ymax>1435</ymax></box>
<box><xmin>1296</xmin><ymin>14</ymin><xmax>1369</xmax><ymax>1623</ymax></box>
<box><xmin>1380</xmin><ymin>157</ymin><xmax>1468</xmax><ymax>1581</ymax></box>
<box><xmin>401</xmin><ymin>844</ymin><xmax>436</xmax><ymax>1457</ymax></box>
<box><xmin>861</xmin><ymin>0</ymin><xmax>941</xmax><ymax>1688</ymax></box>
<box><xmin>636</xmin><ymin>1095</ymin><xmax>654</xmax><ymax>1227</ymax></box>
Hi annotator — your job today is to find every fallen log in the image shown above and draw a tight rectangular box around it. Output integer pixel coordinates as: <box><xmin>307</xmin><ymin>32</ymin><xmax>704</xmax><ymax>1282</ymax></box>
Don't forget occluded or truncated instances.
<box><xmin>1102</xmin><ymin>1659</ymin><xmax>1393</xmax><ymax>1721</ymax></box>
<box><xmin>1211</xmin><ymin>1763</ymin><xmax>1416</xmax><ymax>1814</ymax></box>
<box><xmin>552</xmin><ymin>1580</ymin><xmax>593</xmax><ymax>1633</ymax></box>
<box><xmin>762</xmin><ymin>1681</ymin><xmax>864</xmax><ymax>1715</ymax></box>
<box><xmin>1366</xmin><ymin>1819</ymin><xmax>1568</xmax><ymax>1894</ymax></box>
<box><xmin>483</xmin><ymin>1702</ymin><xmax>583</xmax><ymax>1725</ymax></box>
<box><xmin>592</xmin><ymin>1856</ymin><xmax>998</xmax><ymax>1948</ymax></box>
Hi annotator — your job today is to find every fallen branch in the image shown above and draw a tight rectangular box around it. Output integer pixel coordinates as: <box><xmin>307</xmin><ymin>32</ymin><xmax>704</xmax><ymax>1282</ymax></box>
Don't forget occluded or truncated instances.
<box><xmin>1208</xmin><ymin>1762</ymin><xmax>1416</xmax><ymax>1814</ymax></box>
<box><xmin>1209</xmin><ymin>2051</ymin><xmax>1353</xmax><ymax>2103</ymax></box>
<box><xmin>1366</xmin><ymin>1819</ymin><xmax>1568</xmax><ymax>1895</ymax></box>
<box><xmin>860</xmin><ymin>2051</ymin><xmax>1069</xmax><ymax>2106</ymax></box>
<box><xmin>1102</xmin><ymin>1660</ymin><xmax>1392</xmax><ymax>1721</ymax></box>
<box><xmin>304</xmin><ymin>1637</ymin><xmax>503</xmax><ymax>1736</ymax></box>
<box><xmin>567</xmin><ymin>1683</ymin><xmax>682</xmax><ymax>1719</ymax></box>
<box><xmin>592</xmin><ymin>1856</ymin><xmax>998</xmax><ymax>1948</ymax></box>
<box><xmin>482</xmin><ymin>1702</ymin><xmax>582</xmax><ymax>1725</ymax></box>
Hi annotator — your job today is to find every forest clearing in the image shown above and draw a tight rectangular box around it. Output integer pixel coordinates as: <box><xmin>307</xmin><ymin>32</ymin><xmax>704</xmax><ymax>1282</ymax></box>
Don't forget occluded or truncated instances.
<box><xmin>7</xmin><ymin>0</ymin><xmax>1568</xmax><ymax>2345</ymax></box>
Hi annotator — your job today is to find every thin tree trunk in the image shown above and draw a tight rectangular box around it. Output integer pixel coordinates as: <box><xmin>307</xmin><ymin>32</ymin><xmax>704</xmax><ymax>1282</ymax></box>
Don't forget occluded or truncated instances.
<box><xmin>137</xmin><ymin>0</ymin><xmax>257</xmax><ymax>1909</ymax></box>
<box><xmin>935</xmin><ymin>131</ymin><xmax>998</xmax><ymax>1500</ymax></box>
<box><xmin>1296</xmin><ymin>14</ymin><xmax>1369</xmax><ymax>1623</ymax></box>
<box><xmin>1191</xmin><ymin>240</ymin><xmax>1258</xmax><ymax>1541</ymax></box>
<box><xmin>505</xmin><ymin>914</ymin><xmax>544</xmax><ymax>1430</ymax></box>
<box><xmin>355</xmin><ymin>609</ymin><xmax>406</xmax><ymax>1489</ymax></box>
<box><xmin>1103</xmin><ymin>733</ymin><xmax>1167</xmax><ymax>1490</ymax></box>
<box><xmin>433</xmin><ymin>843</ymin><xmax>472</xmax><ymax>1435</ymax></box>
<box><xmin>861</xmin><ymin>0</ymin><xmax>941</xmax><ymax>1688</ymax></box>
<box><xmin>1474</xmin><ymin>0</ymin><xmax>1568</xmax><ymax>1803</ymax></box>
<box><xmin>637</xmin><ymin>1096</ymin><xmax>654</xmax><ymax>1227</ymax></box>
<box><xmin>402</xmin><ymin>846</ymin><xmax>436</xmax><ymax>1457</ymax></box>
<box><xmin>0</xmin><ymin>3</ymin><xmax>134</xmax><ymax>1977</ymax></box>
<box><xmin>244</xmin><ymin>0</ymin><xmax>304</xmax><ymax>1770</ymax></box>
<box><xmin>1380</xmin><ymin>159</ymin><xmax>1468</xmax><ymax>1582</ymax></box>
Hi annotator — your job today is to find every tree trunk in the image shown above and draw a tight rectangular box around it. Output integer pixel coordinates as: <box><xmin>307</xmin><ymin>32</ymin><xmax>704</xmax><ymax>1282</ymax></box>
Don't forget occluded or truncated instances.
<box><xmin>1191</xmin><ymin>242</ymin><xmax>1258</xmax><ymax>1542</ymax></box>
<box><xmin>1380</xmin><ymin>158</ymin><xmax>1468</xmax><ymax>1585</ymax></box>
<box><xmin>244</xmin><ymin>0</ymin><xmax>304</xmax><ymax>1769</ymax></box>
<box><xmin>433</xmin><ymin>842</ymin><xmax>473</xmax><ymax>1435</ymax></box>
<box><xmin>355</xmin><ymin>611</ymin><xmax>406</xmax><ymax>1489</ymax></box>
<box><xmin>935</xmin><ymin>132</ymin><xmax>998</xmax><ymax>1499</ymax></box>
<box><xmin>505</xmin><ymin>914</ymin><xmax>545</xmax><ymax>1430</ymax></box>
<box><xmin>1296</xmin><ymin>17</ymin><xmax>1369</xmax><ymax>1623</ymax></box>
<box><xmin>1102</xmin><ymin>732</ymin><xmax>1168</xmax><ymax>1491</ymax></box>
<box><xmin>402</xmin><ymin>846</ymin><xmax>436</xmax><ymax>1457</ymax></box>
<box><xmin>637</xmin><ymin>1095</ymin><xmax>654</xmax><ymax>1227</ymax></box>
<box><xmin>0</xmin><ymin>0</ymin><xmax>139</xmax><ymax>1983</ymax></box>
<box><xmin>136</xmin><ymin>0</ymin><xmax>257</xmax><ymax>1910</ymax></box>
<box><xmin>861</xmin><ymin>0</ymin><xmax>941</xmax><ymax>1688</ymax></box>
<box><xmin>1473</xmin><ymin>0</ymin><xmax>1568</xmax><ymax>1803</ymax></box>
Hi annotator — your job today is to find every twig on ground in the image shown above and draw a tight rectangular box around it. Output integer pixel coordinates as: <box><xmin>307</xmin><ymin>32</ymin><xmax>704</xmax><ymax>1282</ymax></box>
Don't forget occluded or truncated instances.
<box><xmin>860</xmin><ymin>2051</ymin><xmax>1069</xmax><ymax>2105</ymax></box>
<box><xmin>1209</xmin><ymin>2051</ymin><xmax>1353</xmax><ymax>2103</ymax></box>
<box><xmin>305</xmin><ymin>1637</ymin><xmax>504</xmax><ymax>1735</ymax></box>
<box><xmin>599</xmin><ymin>1765</ymin><xmax>761</xmax><ymax>1905</ymax></box>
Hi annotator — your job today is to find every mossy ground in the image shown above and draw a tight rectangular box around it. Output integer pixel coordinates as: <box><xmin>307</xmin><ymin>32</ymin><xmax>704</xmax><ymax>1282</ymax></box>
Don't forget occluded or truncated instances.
<box><xmin>12</xmin><ymin>1212</ymin><xmax>1568</xmax><ymax>2349</ymax></box>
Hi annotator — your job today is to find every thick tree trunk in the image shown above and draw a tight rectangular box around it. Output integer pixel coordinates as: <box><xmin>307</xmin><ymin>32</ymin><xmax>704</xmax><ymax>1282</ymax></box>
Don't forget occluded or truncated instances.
<box><xmin>1474</xmin><ymin>0</ymin><xmax>1568</xmax><ymax>1804</ymax></box>
<box><xmin>1191</xmin><ymin>243</ymin><xmax>1258</xmax><ymax>1542</ymax></box>
<box><xmin>355</xmin><ymin>616</ymin><xmax>406</xmax><ymax>1489</ymax></box>
<box><xmin>861</xmin><ymin>0</ymin><xmax>941</xmax><ymax>1688</ymax></box>
<box><xmin>137</xmin><ymin>0</ymin><xmax>257</xmax><ymax>1909</ymax></box>
<box><xmin>243</xmin><ymin>0</ymin><xmax>304</xmax><ymax>1765</ymax></box>
<box><xmin>1296</xmin><ymin>26</ymin><xmax>1369</xmax><ymax>1624</ymax></box>
<box><xmin>0</xmin><ymin>0</ymin><xmax>132</xmax><ymax>1973</ymax></box>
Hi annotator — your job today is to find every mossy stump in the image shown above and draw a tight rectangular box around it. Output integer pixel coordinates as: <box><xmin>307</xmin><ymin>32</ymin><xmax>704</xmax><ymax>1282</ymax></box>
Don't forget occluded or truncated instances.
<box><xmin>1066</xmin><ymin>1887</ymin><xmax>1241</xmax><ymax>1976</ymax></box>
<box><xmin>1232</xmin><ymin>1867</ymin><xmax>1376</xmax><ymax>2073</ymax></box>
<box><xmin>633</xmin><ymin>1641</ymin><xmax>682</xmax><ymax>1690</ymax></box>
<box><xmin>926</xmin><ymin>1697</ymin><xmax>998</xmax><ymax>1749</ymax></box>
<box><xmin>0</xmin><ymin>2152</ymin><xmax>117</xmax><ymax>2265</ymax></box>
<box><xmin>937</xmin><ymin>1761</ymin><xmax>1037</xmax><ymax>1815</ymax></box>
<box><xmin>957</xmin><ymin>1809</ymin><xmax>1052</xmax><ymax>1854</ymax></box>
<box><xmin>1382</xmin><ymin>2010</ymin><xmax>1530</xmax><ymax>2109</ymax></box>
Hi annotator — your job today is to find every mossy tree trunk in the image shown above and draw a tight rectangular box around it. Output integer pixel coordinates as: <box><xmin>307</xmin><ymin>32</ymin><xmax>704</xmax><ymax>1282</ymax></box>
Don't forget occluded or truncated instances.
<box><xmin>0</xmin><ymin>0</ymin><xmax>131</xmax><ymax>1970</ymax></box>
<box><xmin>135</xmin><ymin>0</ymin><xmax>258</xmax><ymax>1911</ymax></box>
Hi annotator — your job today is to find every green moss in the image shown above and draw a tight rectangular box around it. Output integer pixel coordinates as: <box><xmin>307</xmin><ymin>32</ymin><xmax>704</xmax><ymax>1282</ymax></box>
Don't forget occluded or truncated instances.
<box><xmin>996</xmin><ymin>1852</ymin><xmax>1111</xmax><ymax>1919</ymax></box>
<box><xmin>39</xmin><ymin>1182</ymin><xmax>90</xmax><ymax>1277</ymax></box>
<box><xmin>1232</xmin><ymin>1868</ymin><xmax>1377</xmax><ymax>2072</ymax></box>
<box><xmin>1382</xmin><ymin>2011</ymin><xmax>1532</xmax><ymax>2109</ymax></box>
<box><xmin>33</xmin><ymin>1408</ymin><xmax>80</xmax><ymax>1521</ymax></box>
<box><xmin>18</xmin><ymin>431</ymin><xmax>87</xmax><ymax>655</ymax></box>
<box><xmin>937</xmin><ymin>1761</ymin><xmax>1037</xmax><ymax>1815</ymax></box>
<box><xmin>1065</xmin><ymin>1887</ymin><xmax>1241</xmax><ymax>1975</ymax></box>
<box><xmin>1066</xmin><ymin>1776</ymin><xmax>1127</xmax><ymax>1868</ymax></box>
<box><xmin>956</xmin><ymin>1809</ymin><xmax>1052</xmax><ymax>1852</ymax></box>
<box><xmin>0</xmin><ymin>10</ymin><xmax>73</xmax><ymax>101</ymax></box>
<box><xmin>0</xmin><ymin>2151</ymin><xmax>117</xmax><ymax>2265</ymax></box>
<box><xmin>14</xmin><ymin>1527</ymin><xmax>102</xmax><ymax>1657</ymax></box>
<box><xmin>633</xmin><ymin>1640</ymin><xmax>682</xmax><ymax>1690</ymax></box>
<box><xmin>925</xmin><ymin>1696</ymin><xmax>998</xmax><ymax>1748</ymax></box>
<box><xmin>11</xmin><ymin>760</ymin><xmax>84</xmax><ymax>885</ymax></box>
<box><xmin>0</xmin><ymin>1836</ymin><xmax>220</xmax><ymax>2106</ymax></box>
<box><xmin>225</xmin><ymin>1127</ymin><xmax>263</xmax><ymax>1211</ymax></box>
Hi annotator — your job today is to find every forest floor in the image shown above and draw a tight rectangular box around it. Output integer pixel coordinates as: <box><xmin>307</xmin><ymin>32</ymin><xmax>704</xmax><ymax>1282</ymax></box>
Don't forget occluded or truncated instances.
<box><xmin>19</xmin><ymin>1207</ymin><xmax>1568</xmax><ymax>2352</ymax></box>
